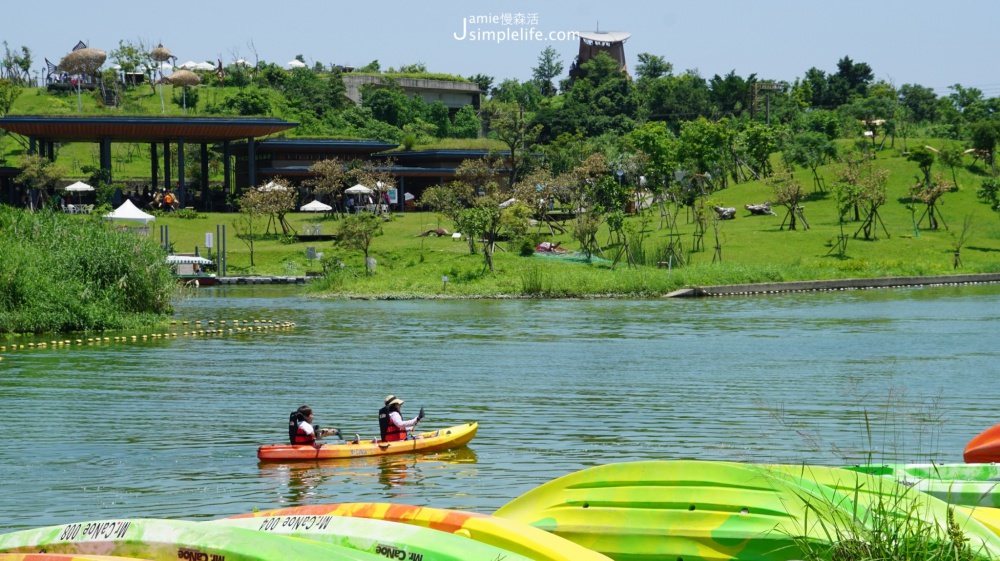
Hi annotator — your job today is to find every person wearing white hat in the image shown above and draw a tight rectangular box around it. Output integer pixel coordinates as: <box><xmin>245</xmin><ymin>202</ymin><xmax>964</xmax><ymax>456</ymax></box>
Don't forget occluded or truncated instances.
<box><xmin>382</xmin><ymin>396</ymin><xmax>424</xmax><ymax>442</ymax></box>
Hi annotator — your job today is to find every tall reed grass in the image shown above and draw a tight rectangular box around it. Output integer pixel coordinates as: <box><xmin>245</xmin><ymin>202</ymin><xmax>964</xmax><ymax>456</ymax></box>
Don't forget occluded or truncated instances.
<box><xmin>0</xmin><ymin>207</ymin><xmax>176</xmax><ymax>333</ymax></box>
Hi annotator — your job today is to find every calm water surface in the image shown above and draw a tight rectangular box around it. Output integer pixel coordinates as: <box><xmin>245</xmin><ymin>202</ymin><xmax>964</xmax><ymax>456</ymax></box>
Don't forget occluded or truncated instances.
<box><xmin>1</xmin><ymin>284</ymin><xmax>998</xmax><ymax>532</ymax></box>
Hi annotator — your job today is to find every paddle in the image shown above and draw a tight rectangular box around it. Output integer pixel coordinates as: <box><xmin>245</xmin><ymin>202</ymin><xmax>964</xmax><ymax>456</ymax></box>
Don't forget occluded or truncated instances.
<box><xmin>316</xmin><ymin>425</ymin><xmax>342</xmax><ymax>440</ymax></box>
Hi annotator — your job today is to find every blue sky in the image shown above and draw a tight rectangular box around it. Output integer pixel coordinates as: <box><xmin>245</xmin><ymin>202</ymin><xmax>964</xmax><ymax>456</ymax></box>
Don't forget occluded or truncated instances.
<box><xmin>5</xmin><ymin>0</ymin><xmax>998</xmax><ymax>97</ymax></box>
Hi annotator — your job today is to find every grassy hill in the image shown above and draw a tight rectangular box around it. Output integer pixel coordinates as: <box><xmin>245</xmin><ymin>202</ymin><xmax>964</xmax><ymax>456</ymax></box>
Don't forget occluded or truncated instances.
<box><xmin>4</xmin><ymin>85</ymin><xmax>1000</xmax><ymax>297</ymax></box>
<box><xmin>153</xmin><ymin>141</ymin><xmax>1000</xmax><ymax>297</ymax></box>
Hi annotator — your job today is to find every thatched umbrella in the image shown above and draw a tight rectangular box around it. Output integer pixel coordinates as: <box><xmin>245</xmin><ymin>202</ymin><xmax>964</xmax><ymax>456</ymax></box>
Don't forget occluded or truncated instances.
<box><xmin>167</xmin><ymin>69</ymin><xmax>200</xmax><ymax>114</ymax></box>
<box><xmin>149</xmin><ymin>44</ymin><xmax>174</xmax><ymax>113</ymax></box>
<box><xmin>58</xmin><ymin>47</ymin><xmax>106</xmax><ymax>112</ymax></box>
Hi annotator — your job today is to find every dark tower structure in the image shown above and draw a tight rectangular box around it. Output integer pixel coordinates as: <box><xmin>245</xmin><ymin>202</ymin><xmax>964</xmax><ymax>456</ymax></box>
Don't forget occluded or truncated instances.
<box><xmin>569</xmin><ymin>30</ymin><xmax>631</xmax><ymax>79</ymax></box>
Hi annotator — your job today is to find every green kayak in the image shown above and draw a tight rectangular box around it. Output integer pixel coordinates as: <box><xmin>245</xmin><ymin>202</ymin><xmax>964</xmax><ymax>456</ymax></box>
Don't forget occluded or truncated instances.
<box><xmin>842</xmin><ymin>463</ymin><xmax>1000</xmax><ymax>507</ymax></box>
<box><xmin>209</xmin><ymin>514</ymin><xmax>537</xmax><ymax>561</ymax></box>
<box><xmin>495</xmin><ymin>460</ymin><xmax>1000</xmax><ymax>561</ymax></box>
<box><xmin>0</xmin><ymin>518</ymin><xmax>382</xmax><ymax>561</ymax></box>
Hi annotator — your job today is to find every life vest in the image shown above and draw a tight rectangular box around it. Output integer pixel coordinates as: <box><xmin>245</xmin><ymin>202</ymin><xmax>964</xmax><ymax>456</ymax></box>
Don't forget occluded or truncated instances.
<box><xmin>384</xmin><ymin>413</ymin><xmax>406</xmax><ymax>442</ymax></box>
<box><xmin>378</xmin><ymin>406</ymin><xmax>390</xmax><ymax>441</ymax></box>
<box><xmin>288</xmin><ymin>411</ymin><xmax>315</xmax><ymax>445</ymax></box>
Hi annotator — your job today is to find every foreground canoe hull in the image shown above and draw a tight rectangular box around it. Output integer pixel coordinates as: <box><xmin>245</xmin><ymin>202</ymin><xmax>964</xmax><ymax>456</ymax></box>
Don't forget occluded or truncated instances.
<box><xmin>0</xmin><ymin>518</ymin><xmax>381</xmax><ymax>561</ymax></box>
<box><xmin>494</xmin><ymin>460</ymin><xmax>1000</xmax><ymax>561</ymax></box>
<box><xmin>257</xmin><ymin>422</ymin><xmax>477</xmax><ymax>461</ymax></box>
<box><xmin>224</xmin><ymin>502</ymin><xmax>613</xmax><ymax>561</ymax></box>
<box><xmin>843</xmin><ymin>462</ymin><xmax>1000</xmax><ymax>507</ymax></box>
<box><xmin>210</xmin><ymin>514</ymin><xmax>536</xmax><ymax>561</ymax></box>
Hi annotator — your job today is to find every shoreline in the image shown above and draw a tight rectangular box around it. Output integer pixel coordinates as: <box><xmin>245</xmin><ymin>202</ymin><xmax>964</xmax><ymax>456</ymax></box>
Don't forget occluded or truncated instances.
<box><xmin>213</xmin><ymin>272</ymin><xmax>1000</xmax><ymax>299</ymax></box>
<box><xmin>668</xmin><ymin>272</ymin><xmax>1000</xmax><ymax>298</ymax></box>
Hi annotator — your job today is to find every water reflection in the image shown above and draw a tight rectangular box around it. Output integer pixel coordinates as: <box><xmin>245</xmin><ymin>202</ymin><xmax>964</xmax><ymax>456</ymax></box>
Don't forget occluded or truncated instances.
<box><xmin>257</xmin><ymin>447</ymin><xmax>480</xmax><ymax>506</ymax></box>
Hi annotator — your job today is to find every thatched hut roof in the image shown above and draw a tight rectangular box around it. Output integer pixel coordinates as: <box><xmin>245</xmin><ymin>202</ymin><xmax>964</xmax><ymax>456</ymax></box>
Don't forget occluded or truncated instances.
<box><xmin>167</xmin><ymin>69</ymin><xmax>201</xmax><ymax>87</ymax></box>
<box><xmin>150</xmin><ymin>45</ymin><xmax>174</xmax><ymax>62</ymax></box>
<box><xmin>58</xmin><ymin>48</ymin><xmax>106</xmax><ymax>75</ymax></box>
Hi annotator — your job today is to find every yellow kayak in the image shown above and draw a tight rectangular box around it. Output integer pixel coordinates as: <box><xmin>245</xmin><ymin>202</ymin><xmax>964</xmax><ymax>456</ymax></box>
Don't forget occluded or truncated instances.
<box><xmin>257</xmin><ymin>422</ymin><xmax>477</xmax><ymax>461</ymax></box>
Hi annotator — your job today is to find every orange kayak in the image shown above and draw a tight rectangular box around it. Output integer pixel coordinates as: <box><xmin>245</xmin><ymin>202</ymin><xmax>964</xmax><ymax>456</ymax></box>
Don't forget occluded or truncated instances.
<box><xmin>257</xmin><ymin>422</ymin><xmax>477</xmax><ymax>461</ymax></box>
<box><xmin>965</xmin><ymin>423</ymin><xmax>1000</xmax><ymax>463</ymax></box>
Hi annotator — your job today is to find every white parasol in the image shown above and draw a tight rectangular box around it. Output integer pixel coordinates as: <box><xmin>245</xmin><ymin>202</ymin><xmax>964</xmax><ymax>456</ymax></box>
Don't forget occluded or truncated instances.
<box><xmin>300</xmin><ymin>200</ymin><xmax>333</xmax><ymax>212</ymax></box>
<box><xmin>345</xmin><ymin>184</ymin><xmax>373</xmax><ymax>194</ymax></box>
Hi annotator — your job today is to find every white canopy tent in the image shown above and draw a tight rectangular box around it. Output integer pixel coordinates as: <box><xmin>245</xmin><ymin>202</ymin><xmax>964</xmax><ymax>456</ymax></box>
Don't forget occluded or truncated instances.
<box><xmin>63</xmin><ymin>181</ymin><xmax>95</xmax><ymax>192</ymax></box>
<box><xmin>104</xmin><ymin>199</ymin><xmax>155</xmax><ymax>224</ymax></box>
<box><xmin>259</xmin><ymin>181</ymin><xmax>287</xmax><ymax>191</ymax></box>
<box><xmin>300</xmin><ymin>200</ymin><xmax>333</xmax><ymax>212</ymax></box>
<box><xmin>345</xmin><ymin>184</ymin><xmax>372</xmax><ymax>194</ymax></box>
<box><xmin>167</xmin><ymin>255</ymin><xmax>213</xmax><ymax>265</ymax></box>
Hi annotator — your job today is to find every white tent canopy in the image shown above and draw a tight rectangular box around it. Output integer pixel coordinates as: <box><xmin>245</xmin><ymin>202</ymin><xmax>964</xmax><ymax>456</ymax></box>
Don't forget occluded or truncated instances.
<box><xmin>300</xmin><ymin>200</ymin><xmax>333</xmax><ymax>212</ymax></box>
<box><xmin>167</xmin><ymin>254</ymin><xmax>213</xmax><ymax>265</ymax></box>
<box><xmin>287</xmin><ymin>59</ymin><xmax>306</xmax><ymax>69</ymax></box>
<box><xmin>259</xmin><ymin>181</ymin><xmax>287</xmax><ymax>191</ymax></box>
<box><xmin>104</xmin><ymin>199</ymin><xmax>155</xmax><ymax>224</ymax></box>
<box><xmin>63</xmin><ymin>181</ymin><xmax>95</xmax><ymax>192</ymax></box>
<box><xmin>345</xmin><ymin>184</ymin><xmax>372</xmax><ymax>194</ymax></box>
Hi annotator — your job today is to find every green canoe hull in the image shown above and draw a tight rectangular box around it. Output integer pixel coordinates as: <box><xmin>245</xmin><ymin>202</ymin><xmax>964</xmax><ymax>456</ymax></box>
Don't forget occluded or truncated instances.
<box><xmin>0</xmin><ymin>518</ymin><xmax>382</xmax><ymax>561</ymax></box>
<box><xmin>210</xmin><ymin>514</ymin><xmax>536</xmax><ymax>561</ymax></box>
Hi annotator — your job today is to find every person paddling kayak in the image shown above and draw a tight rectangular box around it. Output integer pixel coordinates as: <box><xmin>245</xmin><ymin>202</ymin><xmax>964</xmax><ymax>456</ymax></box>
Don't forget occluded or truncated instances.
<box><xmin>289</xmin><ymin>405</ymin><xmax>340</xmax><ymax>447</ymax></box>
<box><xmin>381</xmin><ymin>396</ymin><xmax>425</xmax><ymax>441</ymax></box>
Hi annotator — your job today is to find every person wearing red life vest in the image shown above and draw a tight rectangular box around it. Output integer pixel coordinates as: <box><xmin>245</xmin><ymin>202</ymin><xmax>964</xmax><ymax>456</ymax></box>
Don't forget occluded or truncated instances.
<box><xmin>383</xmin><ymin>397</ymin><xmax>423</xmax><ymax>441</ymax></box>
<box><xmin>289</xmin><ymin>405</ymin><xmax>338</xmax><ymax>447</ymax></box>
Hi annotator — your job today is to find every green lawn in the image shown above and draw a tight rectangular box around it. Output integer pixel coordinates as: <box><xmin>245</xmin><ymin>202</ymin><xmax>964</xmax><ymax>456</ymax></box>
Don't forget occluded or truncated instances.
<box><xmin>152</xmin><ymin>142</ymin><xmax>1000</xmax><ymax>298</ymax></box>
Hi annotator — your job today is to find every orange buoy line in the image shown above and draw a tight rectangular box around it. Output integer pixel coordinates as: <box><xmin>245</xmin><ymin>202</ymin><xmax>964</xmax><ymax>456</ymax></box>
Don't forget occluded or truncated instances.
<box><xmin>0</xmin><ymin>319</ymin><xmax>296</xmax><ymax>354</ymax></box>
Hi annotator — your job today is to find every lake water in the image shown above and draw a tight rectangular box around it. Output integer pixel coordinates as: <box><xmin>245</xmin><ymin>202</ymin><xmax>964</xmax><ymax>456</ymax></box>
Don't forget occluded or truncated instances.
<box><xmin>2</xmin><ymin>283</ymin><xmax>998</xmax><ymax>532</ymax></box>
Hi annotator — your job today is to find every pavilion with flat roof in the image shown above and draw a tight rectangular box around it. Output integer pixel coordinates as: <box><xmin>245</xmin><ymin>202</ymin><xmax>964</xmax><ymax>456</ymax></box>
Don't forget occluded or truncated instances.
<box><xmin>0</xmin><ymin>115</ymin><xmax>297</xmax><ymax>208</ymax></box>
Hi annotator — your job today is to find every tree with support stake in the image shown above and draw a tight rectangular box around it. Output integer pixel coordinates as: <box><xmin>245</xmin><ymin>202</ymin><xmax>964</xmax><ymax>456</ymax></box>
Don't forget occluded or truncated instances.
<box><xmin>769</xmin><ymin>171</ymin><xmax>809</xmax><ymax>231</ymax></box>
<box><xmin>853</xmin><ymin>166</ymin><xmax>890</xmax><ymax>240</ymax></box>
<box><xmin>711</xmin><ymin>218</ymin><xmax>724</xmax><ymax>264</ymax></box>
<box><xmin>909</xmin><ymin>172</ymin><xmax>954</xmax><ymax>232</ymax></box>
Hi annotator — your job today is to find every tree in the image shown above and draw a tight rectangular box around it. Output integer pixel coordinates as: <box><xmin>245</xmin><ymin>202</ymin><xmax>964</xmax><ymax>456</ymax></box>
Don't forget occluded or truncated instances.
<box><xmin>490</xmin><ymin>78</ymin><xmax>542</xmax><ymax>109</ymax></box>
<box><xmin>784</xmin><ymin>131</ymin><xmax>837</xmax><ymax>192</ymax></box>
<box><xmin>842</xmin><ymin>96</ymin><xmax>896</xmax><ymax>150</ymax></box>
<box><xmin>536</xmin><ymin>52</ymin><xmax>638</xmax><ymax>139</ymax></box>
<box><xmin>110</xmin><ymin>39</ymin><xmax>152</xmax><ymax>90</ymax></box>
<box><xmin>627</xmin><ymin>121</ymin><xmax>679</xmax><ymax>193</ymax></box>
<box><xmin>256</xmin><ymin>180</ymin><xmax>298</xmax><ymax>235</ymax></box>
<box><xmin>482</xmin><ymin>99</ymin><xmax>539</xmax><ymax>189</ymax></box>
<box><xmin>421</xmin><ymin>158</ymin><xmax>520</xmax><ymax>272</ymax></box>
<box><xmin>1</xmin><ymin>42</ymin><xmax>32</xmax><ymax>85</ymax></box>
<box><xmin>336</xmin><ymin>213</ymin><xmax>382</xmax><ymax>267</ymax></box>
<box><xmin>16</xmin><ymin>154</ymin><xmax>64</xmax><ymax>210</ymax></box>
<box><xmin>531</xmin><ymin>46</ymin><xmax>563</xmax><ymax>96</ymax></box>
<box><xmin>970</xmin><ymin>119</ymin><xmax>1000</xmax><ymax>173</ymax></box>
<box><xmin>709</xmin><ymin>70</ymin><xmax>755</xmax><ymax>118</ymax></box>
<box><xmin>899</xmin><ymin>83</ymin><xmax>939</xmax><ymax>123</ymax></box>
<box><xmin>468</xmin><ymin>73</ymin><xmax>494</xmax><ymax>96</ymax></box>
<box><xmin>0</xmin><ymin>78</ymin><xmax>22</xmax><ymax>116</ymax></box>
<box><xmin>909</xmin><ymin>172</ymin><xmax>954</xmax><ymax>231</ymax></box>
<box><xmin>234</xmin><ymin>188</ymin><xmax>267</xmax><ymax>267</ymax></box>
<box><xmin>831</xmin><ymin>56</ymin><xmax>874</xmax><ymax>103</ymax></box>
<box><xmin>450</xmin><ymin>105</ymin><xmax>480</xmax><ymax>139</ymax></box>
<box><xmin>677</xmin><ymin>117</ymin><xmax>734</xmax><ymax>190</ymax></box>
<box><xmin>305</xmin><ymin>158</ymin><xmax>345</xmax><ymax>207</ymax></box>
<box><xmin>938</xmin><ymin>145</ymin><xmax>965</xmax><ymax>188</ymax></box>
<box><xmin>735</xmin><ymin>121</ymin><xmax>781</xmax><ymax>180</ymax></box>
<box><xmin>635</xmin><ymin>53</ymin><xmax>672</xmax><ymax>80</ymax></box>
<box><xmin>768</xmin><ymin>171</ymin><xmax>808</xmax><ymax>231</ymax></box>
